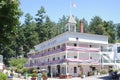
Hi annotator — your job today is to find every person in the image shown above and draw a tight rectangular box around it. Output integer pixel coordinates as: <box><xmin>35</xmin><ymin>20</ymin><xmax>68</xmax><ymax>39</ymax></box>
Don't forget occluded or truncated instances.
<box><xmin>25</xmin><ymin>72</ymin><xmax>28</xmax><ymax>80</ymax></box>
<box><xmin>37</xmin><ymin>71</ymin><xmax>42</xmax><ymax>80</ymax></box>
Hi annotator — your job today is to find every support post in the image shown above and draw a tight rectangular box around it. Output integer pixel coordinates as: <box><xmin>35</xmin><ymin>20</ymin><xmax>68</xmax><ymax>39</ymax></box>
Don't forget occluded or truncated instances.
<box><xmin>66</xmin><ymin>62</ymin><xmax>68</xmax><ymax>75</ymax></box>
<box><xmin>51</xmin><ymin>66</ymin><xmax>53</xmax><ymax>78</ymax></box>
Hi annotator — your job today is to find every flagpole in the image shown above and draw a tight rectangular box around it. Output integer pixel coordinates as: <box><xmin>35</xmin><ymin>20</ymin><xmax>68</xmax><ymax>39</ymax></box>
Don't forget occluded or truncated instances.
<box><xmin>69</xmin><ymin>0</ymin><xmax>71</xmax><ymax>16</ymax></box>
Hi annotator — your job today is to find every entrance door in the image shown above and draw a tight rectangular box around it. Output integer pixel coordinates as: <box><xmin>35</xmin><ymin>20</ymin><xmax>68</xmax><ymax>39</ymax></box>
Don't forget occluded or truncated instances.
<box><xmin>57</xmin><ymin>65</ymin><xmax>60</xmax><ymax>76</ymax></box>
<box><xmin>48</xmin><ymin>66</ymin><xmax>51</xmax><ymax>77</ymax></box>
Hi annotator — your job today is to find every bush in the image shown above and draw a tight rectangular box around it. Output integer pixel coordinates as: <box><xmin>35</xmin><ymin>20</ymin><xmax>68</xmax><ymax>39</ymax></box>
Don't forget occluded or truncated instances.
<box><xmin>28</xmin><ymin>73</ymin><xmax>32</xmax><ymax>77</ymax></box>
<box><xmin>88</xmin><ymin>71</ymin><xmax>94</xmax><ymax>76</ymax></box>
<box><xmin>78</xmin><ymin>73</ymin><xmax>82</xmax><ymax>77</ymax></box>
<box><xmin>31</xmin><ymin>73</ymin><xmax>38</xmax><ymax>77</ymax></box>
<box><xmin>78</xmin><ymin>73</ymin><xmax>84</xmax><ymax>77</ymax></box>
<box><xmin>42</xmin><ymin>72</ymin><xmax>47</xmax><ymax>78</ymax></box>
<box><xmin>0</xmin><ymin>73</ymin><xmax>7</xmax><ymax>80</ymax></box>
<box><xmin>23</xmin><ymin>68</ymin><xmax>28</xmax><ymax>74</ymax></box>
<box><xmin>16</xmin><ymin>68</ymin><xmax>22</xmax><ymax>73</ymax></box>
<box><xmin>100</xmin><ymin>69</ymin><xmax>107</xmax><ymax>74</ymax></box>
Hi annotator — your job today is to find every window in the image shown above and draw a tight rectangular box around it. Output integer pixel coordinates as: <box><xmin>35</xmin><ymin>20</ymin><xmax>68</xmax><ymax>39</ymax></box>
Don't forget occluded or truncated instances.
<box><xmin>53</xmin><ymin>47</ymin><xmax>55</xmax><ymax>50</ymax></box>
<box><xmin>76</xmin><ymin>37</ymin><xmax>78</xmax><ymax>40</ymax></box>
<box><xmin>90</xmin><ymin>56</ymin><xmax>92</xmax><ymax>59</ymax></box>
<box><xmin>74</xmin><ymin>67</ymin><xmax>77</xmax><ymax>73</ymax></box>
<box><xmin>62</xmin><ymin>44</ymin><xmax>65</xmax><ymax>47</ymax></box>
<box><xmin>89</xmin><ymin>45</ymin><xmax>92</xmax><ymax>48</ymax></box>
<box><xmin>48</xmin><ymin>58</ymin><xmax>49</xmax><ymax>62</ymax></box>
<box><xmin>62</xmin><ymin>67</ymin><xmax>65</xmax><ymax>74</ymax></box>
<box><xmin>53</xmin><ymin>57</ymin><xmax>55</xmax><ymax>61</ymax></box>
<box><xmin>63</xmin><ymin>55</ymin><xmax>66</xmax><ymax>59</ymax></box>
<box><xmin>48</xmin><ymin>49</ymin><xmax>50</xmax><ymax>52</ymax></box>
<box><xmin>57</xmin><ymin>45</ymin><xmax>60</xmax><ymax>49</ymax></box>
<box><xmin>58</xmin><ymin>57</ymin><xmax>60</xmax><ymax>60</ymax></box>
<box><xmin>101</xmin><ymin>46</ymin><xmax>103</xmax><ymax>51</ymax></box>
<box><xmin>74</xmin><ymin>56</ymin><xmax>77</xmax><ymax>58</ymax></box>
<box><xmin>74</xmin><ymin>43</ymin><xmax>77</xmax><ymax>46</ymax></box>
<box><xmin>117</xmin><ymin>46</ymin><xmax>120</xmax><ymax>53</ymax></box>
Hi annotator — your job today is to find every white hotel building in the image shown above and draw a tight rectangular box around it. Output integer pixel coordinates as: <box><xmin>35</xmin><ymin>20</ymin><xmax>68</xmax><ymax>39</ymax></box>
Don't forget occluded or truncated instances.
<box><xmin>24</xmin><ymin>15</ymin><xmax>120</xmax><ymax>77</ymax></box>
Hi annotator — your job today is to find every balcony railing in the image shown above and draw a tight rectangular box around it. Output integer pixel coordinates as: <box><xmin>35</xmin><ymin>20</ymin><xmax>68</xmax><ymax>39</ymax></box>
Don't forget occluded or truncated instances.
<box><xmin>28</xmin><ymin>46</ymin><xmax>100</xmax><ymax>59</ymax></box>
<box><xmin>28</xmin><ymin>47</ymin><xmax>66</xmax><ymax>58</ymax></box>
<box><xmin>24</xmin><ymin>59</ymin><xmax>66</xmax><ymax>67</ymax></box>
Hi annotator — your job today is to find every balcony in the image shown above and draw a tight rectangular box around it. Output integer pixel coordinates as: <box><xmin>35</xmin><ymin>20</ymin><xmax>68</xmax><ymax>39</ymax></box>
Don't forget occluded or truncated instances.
<box><xmin>29</xmin><ymin>47</ymin><xmax>66</xmax><ymax>58</ymax></box>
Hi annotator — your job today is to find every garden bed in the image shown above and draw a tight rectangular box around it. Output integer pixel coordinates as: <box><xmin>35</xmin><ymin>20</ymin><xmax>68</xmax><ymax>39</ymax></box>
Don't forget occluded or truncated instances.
<box><xmin>59</xmin><ymin>74</ymin><xmax>72</xmax><ymax>79</ymax></box>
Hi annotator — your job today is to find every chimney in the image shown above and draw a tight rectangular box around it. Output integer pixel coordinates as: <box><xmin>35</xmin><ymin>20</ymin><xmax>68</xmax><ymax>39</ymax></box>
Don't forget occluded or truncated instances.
<box><xmin>80</xmin><ymin>20</ymin><xmax>84</xmax><ymax>33</ymax></box>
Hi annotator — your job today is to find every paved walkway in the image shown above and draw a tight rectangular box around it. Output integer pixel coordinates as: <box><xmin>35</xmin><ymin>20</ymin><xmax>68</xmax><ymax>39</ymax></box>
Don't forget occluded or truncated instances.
<box><xmin>12</xmin><ymin>74</ymin><xmax>110</xmax><ymax>80</ymax></box>
<box><xmin>13</xmin><ymin>77</ymin><xmax>25</xmax><ymax>80</ymax></box>
<box><xmin>48</xmin><ymin>74</ymin><xmax>109</xmax><ymax>80</ymax></box>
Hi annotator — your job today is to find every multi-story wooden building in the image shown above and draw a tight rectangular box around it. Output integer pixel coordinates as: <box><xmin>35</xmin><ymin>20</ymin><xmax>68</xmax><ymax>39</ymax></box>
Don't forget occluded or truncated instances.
<box><xmin>25</xmin><ymin>15</ymin><xmax>116</xmax><ymax>77</ymax></box>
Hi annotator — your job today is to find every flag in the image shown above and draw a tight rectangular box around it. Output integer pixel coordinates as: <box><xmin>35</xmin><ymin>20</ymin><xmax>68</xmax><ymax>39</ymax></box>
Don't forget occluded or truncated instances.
<box><xmin>72</xmin><ymin>3</ymin><xmax>77</xmax><ymax>8</ymax></box>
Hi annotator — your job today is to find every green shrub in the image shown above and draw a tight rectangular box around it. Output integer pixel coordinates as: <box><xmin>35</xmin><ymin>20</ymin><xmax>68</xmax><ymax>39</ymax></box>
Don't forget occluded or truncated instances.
<box><xmin>31</xmin><ymin>73</ymin><xmax>38</xmax><ymax>77</ymax></box>
<box><xmin>42</xmin><ymin>72</ymin><xmax>47</xmax><ymax>78</ymax></box>
<box><xmin>78</xmin><ymin>73</ymin><xmax>84</xmax><ymax>77</ymax></box>
<box><xmin>0</xmin><ymin>73</ymin><xmax>7</xmax><ymax>80</ymax></box>
<box><xmin>100</xmin><ymin>69</ymin><xmax>107</xmax><ymax>74</ymax></box>
<box><xmin>16</xmin><ymin>68</ymin><xmax>22</xmax><ymax>73</ymax></box>
<box><xmin>28</xmin><ymin>73</ymin><xmax>32</xmax><ymax>77</ymax></box>
<box><xmin>88</xmin><ymin>71</ymin><xmax>94</xmax><ymax>76</ymax></box>
<box><xmin>23</xmin><ymin>68</ymin><xmax>28</xmax><ymax>74</ymax></box>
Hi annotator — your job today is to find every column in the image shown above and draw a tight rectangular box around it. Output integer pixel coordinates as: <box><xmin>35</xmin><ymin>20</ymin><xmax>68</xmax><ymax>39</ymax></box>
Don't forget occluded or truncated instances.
<box><xmin>77</xmin><ymin>51</ymin><xmax>79</xmax><ymax>59</ymax></box>
<box><xmin>65</xmin><ymin>50</ymin><xmax>68</xmax><ymax>75</ymax></box>
<box><xmin>66</xmin><ymin>47</ymin><xmax>68</xmax><ymax>59</ymax></box>
<box><xmin>66</xmin><ymin>62</ymin><xmax>68</xmax><ymax>75</ymax></box>
<box><xmin>50</xmin><ymin>66</ymin><xmax>53</xmax><ymax>78</ymax></box>
<box><xmin>99</xmin><ymin>45</ymin><xmax>103</xmax><ymax>70</ymax></box>
<box><xmin>89</xmin><ymin>52</ymin><xmax>91</xmax><ymax>60</ymax></box>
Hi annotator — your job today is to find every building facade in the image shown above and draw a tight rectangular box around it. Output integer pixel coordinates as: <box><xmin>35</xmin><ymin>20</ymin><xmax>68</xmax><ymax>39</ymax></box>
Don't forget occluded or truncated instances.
<box><xmin>24</xmin><ymin>16</ymin><xmax>117</xmax><ymax>77</ymax></box>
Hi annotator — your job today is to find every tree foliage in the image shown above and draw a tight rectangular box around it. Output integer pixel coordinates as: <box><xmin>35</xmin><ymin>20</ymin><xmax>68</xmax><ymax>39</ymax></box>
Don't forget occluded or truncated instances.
<box><xmin>9</xmin><ymin>58</ymin><xmax>26</xmax><ymax>69</ymax></box>
<box><xmin>88</xmin><ymin>16</ymin><xmax>116</xmax><ymax>43</ymax></box>
<box><xmin>116</xmin><ymin>23</ymin><xmax>120</xmax><ymax>42</ymax></box>
<box><xmin>88</xmin><ymin>16</ymin><xmax>104</xmax><ymax>35</ymax></box>
<box><xmin>0</xmin><ymin>0</ymin><xmax>22</xmax><ymax>45</ymax></box>
<box><xmin>21</xmin><ymin>13</ymin><xmax>39</xmax><ymax>57</ymax></box>
<box><xmin>35</xmin><ymin>6</ymin><xmax>46</xmax><ymax>42</ymax></box>
<box><xmin>57</xmin><ymin>15</ymin><xmax>68</xmax><ymax>34</ymax></box>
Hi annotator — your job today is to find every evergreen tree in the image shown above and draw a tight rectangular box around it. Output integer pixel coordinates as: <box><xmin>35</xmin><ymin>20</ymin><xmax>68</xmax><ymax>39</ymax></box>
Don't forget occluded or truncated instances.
<box><xmin>23</xmin><ymin>13</ymin><xmax>39</xmax><ymax>56</ymax></box>
<box><xmin>88</xmin><ymin>16</ymin><xmax>104</xmax><ymax>35</ymax></box>
<box><xmin>35</xmin><ymin>6</ymin><xmax>46</xmax><ymax>42</ymax></box>
<box><xmin>116</xmin><ymin>23</ymin><xmax>120</xmax><ymax>42</ymax></box>
<box><xmin>57</xmin><ymin>15</ymin><xmax>68</xmax><ymax>34</ymax></box>
<box><xmin>103</xmin><ymin>21</ymin><xmax>116</xmax><ymax>43</ymax></box>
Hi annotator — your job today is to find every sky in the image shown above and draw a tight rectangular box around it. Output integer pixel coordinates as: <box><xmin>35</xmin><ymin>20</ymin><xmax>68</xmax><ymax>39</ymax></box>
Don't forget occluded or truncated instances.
<box><xmin>20</xmin><ymin>0</ymin><xmax>120</xmax><ymax>24</ymax></box>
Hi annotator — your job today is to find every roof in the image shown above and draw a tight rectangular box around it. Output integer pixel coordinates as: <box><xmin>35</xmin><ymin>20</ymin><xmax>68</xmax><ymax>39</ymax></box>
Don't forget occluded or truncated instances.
<box><xmin>35</xmin><ymin>31</ymin><xmax>108</xmax><ymax>51</ymax></box>
<box><xmin>68</xmin><ymin>15</ymin><xmax>76</xmax><ymax>24</ymax></box>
